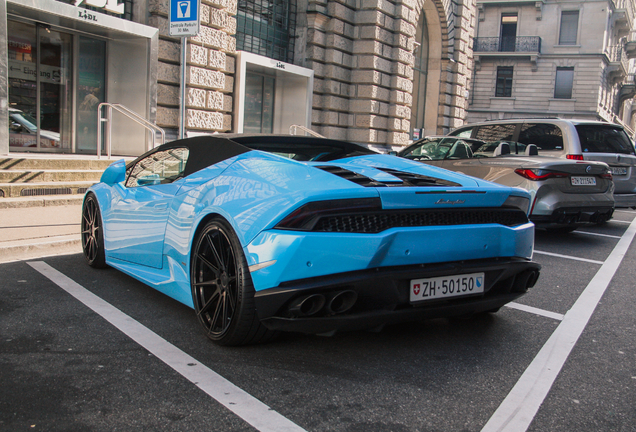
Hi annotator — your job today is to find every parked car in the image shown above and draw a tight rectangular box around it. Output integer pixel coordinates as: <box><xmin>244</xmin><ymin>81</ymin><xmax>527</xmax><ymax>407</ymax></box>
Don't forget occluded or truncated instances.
<box><xmin>398</xmin><ymin>136</ymin><xmax>615</xmax><ymax>232</ymax></box>
<box><xmin>82</xmin><ymin>134</ymin><xmax>540</xmax><ymax>346</ymax></box>
<box><xmin>447</xmin><ymin>119</ymin><xmax>636</xmax><ymax>208</ymax></box>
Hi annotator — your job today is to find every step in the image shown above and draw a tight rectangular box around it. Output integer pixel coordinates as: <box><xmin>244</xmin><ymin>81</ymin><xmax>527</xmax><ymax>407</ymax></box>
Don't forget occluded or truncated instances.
<box><xmin>0</xmin><ymin>157</ymin><xmax>118</xmax><ymax>171</ymax></box>
<box><xmin>0</xmin><ymin>181</ymin><xmax>96</xmax><ymax>198</ymax></box>
<box><xmin>0</xmin><ymin>234</ymin><xmax>82</xmax><ymax>263</ymax></box>
<box><xmin>0</xmin><ymin>194</ymin><xmax>85</xmax><ymax>209</ymax></box>
<box><xmin>0</xmin><ymin>169</ymin><xmax>103</xmax><ymax>183</ymax></box>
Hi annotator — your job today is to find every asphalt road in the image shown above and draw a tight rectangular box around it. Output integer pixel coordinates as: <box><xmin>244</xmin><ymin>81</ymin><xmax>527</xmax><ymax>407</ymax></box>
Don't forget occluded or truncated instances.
<box><xmin>1</xmin><ymin>211</ymin><xmax>635</xmax><ymax>432</ymax></box>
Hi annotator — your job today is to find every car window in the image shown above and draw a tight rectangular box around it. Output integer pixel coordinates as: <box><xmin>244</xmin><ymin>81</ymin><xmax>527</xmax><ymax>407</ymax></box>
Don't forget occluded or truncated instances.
<box><xmin>474</xmin><ymin>124</ymin><xmax>517</xmax><ymax>141</ymax></box>
<box><xmin>452</xmin><ymin>127</ymin><xmax>474</xmax><ymax>138</ymax></box>
<box><xmin>518</xmin><ymin>123</ymin><xmax>564</xmax><ymax>151</ymax></box>
<box><xmin>575</xmin><ymin>125</ymin><xmax>636</xmax><ymax>155</ymax></box>
<box><xmin>401</xmin><ymin>140</ymin><xmax>450</xmax><ymax>161</ymax></box>
<box><xmin>126</xmin><ymin>147</ymin><xmax>190</xmax><ymax>188</ymax></box>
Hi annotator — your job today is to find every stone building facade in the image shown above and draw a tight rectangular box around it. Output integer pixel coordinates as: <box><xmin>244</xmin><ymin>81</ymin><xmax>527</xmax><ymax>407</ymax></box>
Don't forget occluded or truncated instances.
<box><xmin>149</xmin><ymin>0</ymin><xmax>478</xmax><ymax>149</ymax></box>
<box><xmin>467</xmin><ymin>0</ymin><xmax>636</xmax><ymax>130</ymax></box>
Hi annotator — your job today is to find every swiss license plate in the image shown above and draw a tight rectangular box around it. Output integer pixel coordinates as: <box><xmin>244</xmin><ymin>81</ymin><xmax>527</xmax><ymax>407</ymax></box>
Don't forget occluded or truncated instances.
<box><xmin>571</xmin><ymin>176</ymin><xmax>596</xmax><ymax>186</ymax></box>
<box><xmin>410</xmin><ymin>272</ymin><xmax>485</xmax><ymax>303</ymax></box>
<box><xmin>611</xmin><ymin>167</ymin><xmax>627</xmax><ymax>176</ymax></box>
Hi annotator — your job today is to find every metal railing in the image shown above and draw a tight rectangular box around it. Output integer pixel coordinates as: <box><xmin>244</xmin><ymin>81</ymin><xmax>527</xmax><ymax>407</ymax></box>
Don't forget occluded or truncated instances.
<box><xmin>473</xmin><ymin>36</ymin><xmax>541</xmax><ymax>53</ymax></box>
<box><xmin>289</xmin><ymin>124</ymin><xmax>325</xmax><ymax>138</ymax></box>
<box><xmin>97</xmin><ymin>103</ymin><xmax>165</xmax><ymax>159</ymax></box>
<box><xmin>605</xmin><ymin>44</ymin><xmax>629</xmax><ymax>73</ymax></box>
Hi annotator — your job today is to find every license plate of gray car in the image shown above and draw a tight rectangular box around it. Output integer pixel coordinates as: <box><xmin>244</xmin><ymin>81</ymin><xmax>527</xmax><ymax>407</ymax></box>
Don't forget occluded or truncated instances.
<box><xmin>571</xmin><ymin>176</ymin><xmax>596</xmax><ymax>186</ymax></box>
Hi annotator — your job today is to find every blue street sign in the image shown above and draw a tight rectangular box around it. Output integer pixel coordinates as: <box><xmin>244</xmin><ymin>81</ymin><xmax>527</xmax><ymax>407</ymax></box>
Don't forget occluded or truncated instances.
<box><xmin>169</xmin><ymin>0</ymin><xmax>200</xmax><ymax>37</ymax></box>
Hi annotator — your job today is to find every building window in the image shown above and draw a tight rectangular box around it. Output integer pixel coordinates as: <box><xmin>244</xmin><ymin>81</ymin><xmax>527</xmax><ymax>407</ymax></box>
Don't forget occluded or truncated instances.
<box><xmin>236</xmin><ymin>0</ymin><xmax>297</xmax><ymax>63</ymax></box>
<box><xmin>558</xmin><ymin>11</ymin><xmax>579</xmax><ymax>45</ymax></box>
<box><xmin>500</xmin><ymin>14</ymin><xmax>518</xmax><ymax>52</ymax></box>
<box><xmin>496</xmin><ymin>67</ymin><xmax>513</xmax><ymax>97</ymax></box>
<box><xmin>554</xmin><ymin>67</ymin><xmax>574</xmax><ymax>99</ymax></box>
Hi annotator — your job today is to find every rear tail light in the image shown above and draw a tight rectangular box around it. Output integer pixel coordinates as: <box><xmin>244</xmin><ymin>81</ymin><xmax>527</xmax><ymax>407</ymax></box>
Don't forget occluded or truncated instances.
<box><xmin>502</xmin><ymin>195</ymin><xmax>530</xmax><ymax>215</ymax></box>
<box><xmin>275</xmin><ymin>198</ymin><xmax>382</xmax><ymax>231</ymax></box>
<box><xmin>514</xmin><ymin>168</ymin><xmax>569</xmax><ymax>181</ymax></box>
<box><xmin>566</xmin><ymin>154</ymin><xmax>584</xmax><ymax>160</ymax></box>
<box><xmin>600</xmin><ymin>171</ymin><xmax>613</xmax><ymax>180</ymax></box>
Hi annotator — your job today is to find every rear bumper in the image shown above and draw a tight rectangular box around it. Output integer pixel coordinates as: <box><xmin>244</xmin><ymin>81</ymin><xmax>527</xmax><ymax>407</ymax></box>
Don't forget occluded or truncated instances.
<box><xmin>254</xmin><ymin>257</ymin><xmax>540</xmax><ymax>334</ymax></box>
<box><xmin>531</xmin><ymin>206</ymin><xmax>614</xmax><ymax>228</ymax></box>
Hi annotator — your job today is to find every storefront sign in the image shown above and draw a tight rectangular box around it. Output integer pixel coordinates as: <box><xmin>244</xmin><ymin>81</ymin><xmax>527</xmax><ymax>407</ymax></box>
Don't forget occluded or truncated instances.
<box><xmin>169</xmin><ymin>0</ymin><xmax>200</xmax><ymax>37</ymax></box>
<box><xmin>74</xmin><ymin>0</ymin><xmax>125</xmax><ymax>15</ymax></box>
<box><xmin>8</xmin><ymin>60</ymin><xmax>63</xmax><ymax>85</ymax></box>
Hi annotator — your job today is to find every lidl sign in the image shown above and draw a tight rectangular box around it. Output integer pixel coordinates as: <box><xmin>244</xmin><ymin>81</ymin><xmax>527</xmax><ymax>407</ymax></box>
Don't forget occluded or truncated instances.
<box><xmin>169</xmin><ymin>0</ymin><xmax>200</xmax><ymax>37</ymax></box>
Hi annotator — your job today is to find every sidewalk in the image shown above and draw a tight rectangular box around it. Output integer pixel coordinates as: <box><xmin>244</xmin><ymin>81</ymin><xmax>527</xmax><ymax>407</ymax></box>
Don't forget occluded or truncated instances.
<box><xmin>0</xmin><ymin>201</ymin><xmax>83</xmax><ymax>263</ymax></box>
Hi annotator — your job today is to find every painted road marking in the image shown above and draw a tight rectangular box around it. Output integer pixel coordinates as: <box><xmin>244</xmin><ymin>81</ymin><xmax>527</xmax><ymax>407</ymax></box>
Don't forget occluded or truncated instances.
<box><xmin>27</xmin><ymin>261</ymin><xmax>306</xmax><ymax>432</ymax></box>
<box><xmin>505</xmin><ymin>302</ymin><xmax>564</xmax><ymax>321</ymax></box>
<box><xmin>533</xmin><ymin>250</ymin><xmax>604</xmax><ymax>265</ymax></box>
<box><xmin>573</xmin><ymin>231</ymin><xmax>622</xmax><ymax>239</ymax></box>
<box><xmin>481</xmin><ymin>217</ymin><xmax>636</xmax><ymax>432</ymax></box>
<box><xmin>610</xmin><ymin>219</ymin><xmax>631</xmax><ymax>224</ymax></box>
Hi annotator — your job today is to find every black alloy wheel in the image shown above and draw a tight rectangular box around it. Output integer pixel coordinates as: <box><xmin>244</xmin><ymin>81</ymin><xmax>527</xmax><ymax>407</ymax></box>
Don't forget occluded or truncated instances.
<box><xmin>81</xmin><ymin>194</ymin><xmax>107</xmax><ymax>268</ymax></box>
<box><xmin>191</xmin><ymin>218</ymin><xmax>276</xmax><ymax>346</ymax></box>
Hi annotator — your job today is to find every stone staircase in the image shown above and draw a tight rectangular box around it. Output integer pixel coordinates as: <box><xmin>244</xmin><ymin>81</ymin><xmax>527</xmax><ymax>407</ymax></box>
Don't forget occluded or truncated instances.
<box><xmin>0</xmin><ymin>156</ymin><xmax>115</xmax><ymax>208</ymax></box>
<box><xmin>0</xmin><ymin>154</ymin><xmax>120</xmax><ymax>262</ymax></box>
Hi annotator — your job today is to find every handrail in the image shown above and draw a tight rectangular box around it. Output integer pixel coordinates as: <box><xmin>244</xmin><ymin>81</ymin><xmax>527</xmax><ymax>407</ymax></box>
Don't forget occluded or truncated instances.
<box><xmin>97</xmin><ymin>103</ymin><xmax>165</xmax><ymax>159</ymax></box>
<box><xmin>289</xmin><ymin>124</ymin><xmax>325</xmax><ymax>138</ymax></box>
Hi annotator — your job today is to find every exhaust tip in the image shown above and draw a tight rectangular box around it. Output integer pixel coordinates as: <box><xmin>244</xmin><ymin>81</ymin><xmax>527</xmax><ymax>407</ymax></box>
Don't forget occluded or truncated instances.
<box><xmin>326</xmin><ymin>290</ymin><xmax>357</xmax><ymax>315</ymax></box>
<box><xmin>287</xmin><ymin>294</ymin><xmax>325</xmax><ymax>317</ymax></box>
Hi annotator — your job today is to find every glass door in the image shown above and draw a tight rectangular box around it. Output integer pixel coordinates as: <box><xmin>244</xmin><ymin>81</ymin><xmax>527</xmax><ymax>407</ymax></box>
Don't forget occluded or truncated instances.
<box><xmin>244</xmin><ymin>72</ymin><xmax>275</xmax><ymax>133</ymax></box>
<box><xmin>8</xmin><ymin>20</ymin><xmax>73</xmax><ymax>152</ymax></box>
<box><xmin>77</xmin><ymin>37</ymin><xmax>106</xmax><ymax>153</ymax></box>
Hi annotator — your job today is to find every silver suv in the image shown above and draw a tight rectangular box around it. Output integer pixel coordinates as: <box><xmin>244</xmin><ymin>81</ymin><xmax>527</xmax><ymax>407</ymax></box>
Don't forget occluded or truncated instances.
<box><xmin>448</xmin><ymin>119</ymin><xmax>636</xmax><ymax>208</ymax></box>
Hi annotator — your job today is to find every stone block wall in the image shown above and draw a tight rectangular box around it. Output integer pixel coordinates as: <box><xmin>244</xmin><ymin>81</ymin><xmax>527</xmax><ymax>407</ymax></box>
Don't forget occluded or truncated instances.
<box><xmin>149</xmin><ymin>0</ymin><xmax>236</xmax><ymax>135</ymax></box>
<box><xmin>304</xmin><ymin>0</ymin><xmax>474</xmax><ymax>148</ymax></box>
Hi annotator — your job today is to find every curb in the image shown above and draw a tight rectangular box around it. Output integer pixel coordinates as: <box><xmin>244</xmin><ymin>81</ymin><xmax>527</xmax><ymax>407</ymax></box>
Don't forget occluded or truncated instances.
<box><xmin>0</xmin><ymin>235</ymin><xmax>82</xmax><ymax>264</ymax></box>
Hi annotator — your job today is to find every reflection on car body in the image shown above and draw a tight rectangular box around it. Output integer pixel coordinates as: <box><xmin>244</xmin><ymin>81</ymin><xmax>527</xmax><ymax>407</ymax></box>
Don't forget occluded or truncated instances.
<box><xmin>398</xmin><ymin>136</ymin><xmax>615</xmax><ymax>232</ymax></box>
<box><xmin>82</xmin><ymin>134</ymin><xmax>540</xmax><ymax>345</ymax></box>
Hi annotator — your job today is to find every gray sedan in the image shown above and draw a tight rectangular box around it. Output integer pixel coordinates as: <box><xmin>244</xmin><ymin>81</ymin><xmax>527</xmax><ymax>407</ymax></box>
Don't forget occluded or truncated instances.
<box><xmin>397</xmin><ymin>136</ymin><xmax>615</xmax><ymax>232</ymax></box>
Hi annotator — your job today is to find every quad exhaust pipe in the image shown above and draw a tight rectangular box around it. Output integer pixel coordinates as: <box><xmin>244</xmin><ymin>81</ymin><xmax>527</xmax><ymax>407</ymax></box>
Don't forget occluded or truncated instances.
<box><xmin>287</xmin><ymin>290</ymin><xmax>358</xmax><ymax>317</ymax></box>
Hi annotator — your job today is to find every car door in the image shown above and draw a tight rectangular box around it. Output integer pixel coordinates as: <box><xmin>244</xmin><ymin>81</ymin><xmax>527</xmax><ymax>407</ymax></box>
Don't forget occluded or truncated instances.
<box><xmin>107</xmin><ymin>147</ymin><xmax>189</xmax><ymax>269</ymax></box>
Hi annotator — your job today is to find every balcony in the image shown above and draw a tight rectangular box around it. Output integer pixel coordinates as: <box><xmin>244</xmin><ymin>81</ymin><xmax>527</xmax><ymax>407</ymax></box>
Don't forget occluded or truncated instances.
<box><xmin>605</xmin><ymin>44</ymin><xmax>630</xmax><ymax>82</ymax></box>
<box><xmin>473</xmin><ymin>36</ymin><xmax>541</xmax><ymax>70</ymax></box>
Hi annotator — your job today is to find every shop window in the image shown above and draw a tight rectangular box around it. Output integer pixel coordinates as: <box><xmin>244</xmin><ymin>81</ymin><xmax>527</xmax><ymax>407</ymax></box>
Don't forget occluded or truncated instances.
<box><xmin>554</xmin><ymin>67</ymin><xmax>574</xmax><ymax>99</ymax></box>
<box><xmin>559</xmin><ymin>11</ymin><xmax>579</xmax><ymax>45</ymax></box>
<box><xmin>236</xmin><ymin>0</ymin><xmax>297</xmax><ymax>63</ymax></box>
<box><xmin>495</xmin><ymin>67</ymin><xmax>513</xmax><ymax>97</ymax></box>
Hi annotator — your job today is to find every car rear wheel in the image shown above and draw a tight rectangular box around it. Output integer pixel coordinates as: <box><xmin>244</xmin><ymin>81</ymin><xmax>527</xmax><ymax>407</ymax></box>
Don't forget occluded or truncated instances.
<box><xmin>191</xmin><ymin>218</ymin><xmax>277</xmax><ymax>346</ymax></box>
<box><xmin>81</xmin><ymin>193</ymin><xmax>107</xmax><ymax>268</ymax></box>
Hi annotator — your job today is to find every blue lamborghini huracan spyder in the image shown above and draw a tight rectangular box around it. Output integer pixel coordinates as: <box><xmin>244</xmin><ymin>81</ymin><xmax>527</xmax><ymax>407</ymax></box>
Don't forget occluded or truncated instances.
<box><xmin>81</xmin><ymin>134</ymin><xmax>541</xmax><ymax>345</ymax></box>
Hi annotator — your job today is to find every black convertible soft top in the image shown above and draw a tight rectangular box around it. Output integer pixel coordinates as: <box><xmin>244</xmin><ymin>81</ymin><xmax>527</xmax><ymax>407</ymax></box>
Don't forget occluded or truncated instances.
<box><xmin>127</xmin><ymin>134</ymin><xmax>376</xmax><ymax>178</ymax></box>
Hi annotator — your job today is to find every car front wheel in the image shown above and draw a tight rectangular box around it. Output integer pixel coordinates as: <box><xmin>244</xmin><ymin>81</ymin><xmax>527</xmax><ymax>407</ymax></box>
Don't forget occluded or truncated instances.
<box><xmin>81</xmin><ymin>193</ymin><xmax>107</xmax><ymax>268</ymax></box>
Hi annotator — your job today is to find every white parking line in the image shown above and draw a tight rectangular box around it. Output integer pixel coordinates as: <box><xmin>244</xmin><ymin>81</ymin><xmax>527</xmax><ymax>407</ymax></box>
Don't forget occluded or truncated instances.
<box><xmin>533</xmin><ymin>250</ymin><xmax>604</xmax><ymax>264</ymax></box>
<box><xmin>505</xmin><ymin>302</ymin><xmax>564</xmax><ymax>321</ymax></box>
<box><xmin>482</xmin><ymin>217</ymin><xmax>636</xmax><ymax>432</ymax></box>
<box><xmin>610</xmin><ymin>219</ymin><xmax>632</xmax><ymax>224</ymax></box>
<box><xmin>27</xmin><ymin>261</ymin><xmax>306</xmax><ymax>432</ymax></box>
<box><xmin>573</xmin><ymin>231</ymin><xmax>622</xmax><ymax>239</ymax></box>
<box><xmin>613</xmin><ymin>209</ymin><xmax>636</xmax><ymax>214</ymax></box>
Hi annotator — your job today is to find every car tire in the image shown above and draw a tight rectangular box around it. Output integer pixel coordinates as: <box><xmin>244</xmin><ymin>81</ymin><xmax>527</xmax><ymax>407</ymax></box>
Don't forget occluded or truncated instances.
<box><xmin>191</xmin><ymin>217</ymin><xmax>277</xmax><ymax>346</ymax></box>
<box><xmin>81</xmin><ymin>193</ymin><xmax>107</xmax><ymax>268</ymax></box>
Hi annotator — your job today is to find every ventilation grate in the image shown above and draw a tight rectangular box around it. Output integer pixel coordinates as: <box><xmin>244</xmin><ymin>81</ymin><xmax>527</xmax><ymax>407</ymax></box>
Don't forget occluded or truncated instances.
<box><xmin>21</xmin><ymin>188</ymin><xmax>73</xmax><ymax>197</ymax></box>
<box><xmin>311</xmin><ymin>208</ymin><xmax>529</xmax><ymax>233</ymax></box>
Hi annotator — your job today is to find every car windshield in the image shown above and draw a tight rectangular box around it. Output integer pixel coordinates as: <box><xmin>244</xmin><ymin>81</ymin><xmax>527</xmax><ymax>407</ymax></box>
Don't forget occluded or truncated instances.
<box><xmin>575</xmin><ymin>125</ymin><xmax>636</xmax><ymax>155</ymax></box>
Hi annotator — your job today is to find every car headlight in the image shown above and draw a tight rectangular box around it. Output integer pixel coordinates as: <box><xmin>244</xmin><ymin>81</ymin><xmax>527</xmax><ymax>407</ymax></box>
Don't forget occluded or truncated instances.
<box><xmin>503</xmin><ymin>195</ymin><xmax>530</xmax><ymax>215</ymax></box>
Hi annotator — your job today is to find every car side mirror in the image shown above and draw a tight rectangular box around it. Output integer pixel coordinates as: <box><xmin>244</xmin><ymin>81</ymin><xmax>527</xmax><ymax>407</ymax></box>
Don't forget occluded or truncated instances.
<box><xmin>100</xmin><ymin>159</ymin><xmax>126</xmax><ymax>185</ymax></box>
